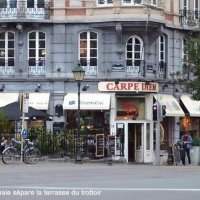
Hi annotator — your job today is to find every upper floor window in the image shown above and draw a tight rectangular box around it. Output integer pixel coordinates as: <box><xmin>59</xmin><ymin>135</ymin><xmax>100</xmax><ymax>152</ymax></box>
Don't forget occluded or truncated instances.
<box><xmin>0</xmin><ymin>0</ymin><xmax>17</xmax><ymax>8</ymax></box>
<box><xmin>182</xmin><ymin>38</ymin><xmax>188</xmax><ymax>62</ymax></box>
<box><xmin>79</xmin><ymin>31</ymin><xmax>98</xmax><ymax>67</ymax></box>
<box><xmin>122</xmin><ymin>0</ymin><xmax>157</xmax><ymax>6</ymax></box>
<box><xmin>194</xmin><ymin>0</ymin><xmax>199</xmax><ymax>19</ymax></box>
<box><xmin>123</xmin><ymin>0</ymin><xmax>142</xmax><ymax>5</ymax></box>
<box><xmin>126</xmin><ymin>35</ymin><xmax>144</xmax><ymax>67</ymax></box>
<box><xmin>28</xmin><ymin>31</ymin><xmax>46</xmax><ymax>66</ymax></box>
<box><xmin>159</xmin><ymin>35</ymin><xmax>166</xmax><ymax>63</ymax></box>
<box><xmin>97</xmin><ymin>0</ymin><xmax>113</xmax><ymax>6</ymax></box>
<box><xmin>0</xmin><ymin>32</ymin><xmax>15</xmax><ymax>67</ymax></box>
<box><xmin>27</xmin><ymin>0</ymin><xmax>45</xmax><ymax>8</ymax></box>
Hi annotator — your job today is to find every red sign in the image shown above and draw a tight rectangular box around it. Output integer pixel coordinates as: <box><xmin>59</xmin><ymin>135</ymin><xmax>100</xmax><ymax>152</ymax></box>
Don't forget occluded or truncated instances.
<box><xmin>98</xmin><ymin>82</ymin><xmax>159</xmax><ymax>93</ymax></box>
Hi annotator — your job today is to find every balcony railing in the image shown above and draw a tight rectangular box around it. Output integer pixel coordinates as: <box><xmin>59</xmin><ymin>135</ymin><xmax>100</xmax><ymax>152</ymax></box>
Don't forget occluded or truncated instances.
<box><xmin>81</xmin><ymin>65</ymin><xmax>97</xmax><ymax>76</ymax></box>
<box><xmin>28</xmin><ymin>59</ymin><xmax>46</xmax><ymax>76</ymax></box>
<box><xmin>0</xmin><ymin>66</ymin><xmax>15</xmax><ymax>75</ymax></box>
<box><xmin>126</xmin><ymin>60</ymin><xmax>145</xmax><ymax>77</ymax></box>
<box><xmin>0</xmin><ymin>1</ymin><xmax>50</xmax><ymax>20</ymax></box>
<box><xmin>179</xmin><ymin>10</ymin><xmax>200</xmax><ymax>26</ymax></box>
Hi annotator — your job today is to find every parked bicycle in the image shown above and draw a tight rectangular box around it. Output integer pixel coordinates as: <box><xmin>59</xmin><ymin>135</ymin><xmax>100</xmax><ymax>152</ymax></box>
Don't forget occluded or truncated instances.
<box><xmin>2</xmin><ymin>138</ymin><xmax>41</xmax><ymax>164</ymax></box>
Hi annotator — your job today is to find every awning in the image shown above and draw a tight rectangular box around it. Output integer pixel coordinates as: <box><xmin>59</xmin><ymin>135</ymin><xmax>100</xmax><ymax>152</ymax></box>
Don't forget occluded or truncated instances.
<box><xmin>0</xmin><ymin>102</ymin><xmax>49</xmax><ymax>121</ymax></box>
<box><xmin>63</xmin><ymin>93</ymin><xmax>111</xmax><ymax>110</ymax></box>
<box><xmin>180</xmin><ymin>95</ymin><xmax>200</xmax><ymax>117</ymax></box>
<box><xmin>29</xmin><ymin>93</ymin><xmax>50</xmax><ymax>110</ymax></box>
<box><xmin>154</xmin><ymin>94</ymin><xmax>184</xmax><ymax>117</ymax></box>
<box><xmin>0</xmin><ymin>93</ymin><xmax>19</xmax><ymax>108</ymax></box>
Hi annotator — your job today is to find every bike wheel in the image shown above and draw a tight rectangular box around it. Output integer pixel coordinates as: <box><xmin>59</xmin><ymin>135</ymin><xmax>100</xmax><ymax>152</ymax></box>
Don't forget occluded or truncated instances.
<box><xmin>2</xmin><ymin>147</ymin><xmax>19</xmax><ymax>164</ymax></box>
<box><xmin>24</xmin><ymin>148</ymin><xmax>41</xmax><ymax>164</ymax></box>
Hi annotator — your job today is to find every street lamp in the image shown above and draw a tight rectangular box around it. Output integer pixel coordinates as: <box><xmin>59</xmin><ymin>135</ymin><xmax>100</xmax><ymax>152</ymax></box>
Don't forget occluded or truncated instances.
<box><xmin>72</xmin><ymin>64</ymin><xmax>85</xmax><ymax>162</ymax></box>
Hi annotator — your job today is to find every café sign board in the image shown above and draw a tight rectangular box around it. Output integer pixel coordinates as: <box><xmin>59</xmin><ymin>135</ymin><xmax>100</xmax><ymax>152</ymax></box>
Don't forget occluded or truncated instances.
<box><xmin>98</xmin><ymin>81</ymin><xmax>159</xmax><ymax>93</ymax></box>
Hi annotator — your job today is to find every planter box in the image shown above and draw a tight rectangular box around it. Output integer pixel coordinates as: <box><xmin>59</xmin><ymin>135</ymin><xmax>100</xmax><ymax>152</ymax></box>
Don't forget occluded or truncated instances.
<box><xmin>191</xmin><ymin>146</ymin><xmax>200</xmax><ymax>165</ymax></box>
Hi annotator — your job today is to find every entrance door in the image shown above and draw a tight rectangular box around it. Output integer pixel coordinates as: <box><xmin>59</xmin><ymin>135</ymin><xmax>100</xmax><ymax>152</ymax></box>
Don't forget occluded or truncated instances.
<box><xmin>114</xmin><ymin>121</ymin><xmax>153</xmax><ymax>163</ymax></box>
<box><xmin>128</xmin><ymin>123</ymin><xmax>144</xmax><ymax>162</ymax></box>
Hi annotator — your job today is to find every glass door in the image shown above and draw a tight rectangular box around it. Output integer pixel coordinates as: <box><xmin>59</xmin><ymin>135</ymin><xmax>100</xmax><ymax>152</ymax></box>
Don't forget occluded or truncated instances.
<box><xmin>143</xmin><ymin>122</ymin><xmax>153</xmax><ymax>163</ymax></box>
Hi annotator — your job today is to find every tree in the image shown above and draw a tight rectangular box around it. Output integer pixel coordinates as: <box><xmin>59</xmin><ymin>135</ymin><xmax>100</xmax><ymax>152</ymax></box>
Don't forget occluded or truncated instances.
<box><xmin>185</xmin><ymin>36</ymin><xmax>200</xmax><ymax>100</ymax></box>
<box><xmin>0</xmin><ymin>110</ymin><xmax>13</xmax><ymax>134</ymax></box>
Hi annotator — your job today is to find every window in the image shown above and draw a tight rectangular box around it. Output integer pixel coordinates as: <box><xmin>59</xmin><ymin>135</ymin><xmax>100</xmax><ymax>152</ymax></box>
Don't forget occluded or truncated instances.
<box><xmin>183</xmin><ymin>0</ymin><xmax>189</xmax><ymax>16</ymax></box>
<box><xmin>28</xmin><ymin>31</ymin><xmax>46</xmax><ymax>66</ymax></box>
<box><xmin>79</xmin><ymin>31</ymin><xmax>98</xmax><ymax>68</ymax></box>
<box><xmin>159</xmin><ymin>35</ymin><xmax>166</xmax><ymax>63</ymax></box>
<box><xmin>194</xmin><ymin>0</ymin><xmax>199</xmax><ymax>19</ymax></box>
<box><xmin>126</xmin><ymin>35</ymin><xmax>144</xmax><ymax>67</ymax></box>
<box><xmin>0</xmin><ymin>32</ymin><xmax>15</xmax><ymax>67</ymax></box>
<box><xmin>151</xmin><ymin>0</ymin><xmax>157</xmax><ymax>6</ymax></box>
<box><xmin>0</xmin><ymin>0</ymin><xmax>17</xmax><ymax>8</ymax></box>
<box><xmin>182</xmin><ymin>38</ymin><xmax>188</xmax><ymax>62</ymax></box>
<box><xmin>122</xmin><ymin>0</ymin><xmax>142</xmax><ymax>5</ymax></box>
<box><xmin>97</xmin><ymin>0</ymin><xmax>113</xmax><ymax>5</ymax></box>
<box><xmin>27</xmin><ymin>0</ymin><xmax>45</xmax><ymax>8</ymax></box>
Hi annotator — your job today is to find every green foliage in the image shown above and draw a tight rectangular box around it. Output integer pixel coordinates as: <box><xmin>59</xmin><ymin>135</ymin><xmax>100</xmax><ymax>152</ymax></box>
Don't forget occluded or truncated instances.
<box><xmin>192</xmin><ymin>137</ymin><xmax>200</xmax><ymax>146</ymax></box>
<box><xmin>0</xmin><ymin>110</ymin><xmax>13</xmax><ymax>134</ymax></box>
<box><xmin>185</xmin><ymin>37</ymin><xmax>200</xmax><ymax>100</ymax></box>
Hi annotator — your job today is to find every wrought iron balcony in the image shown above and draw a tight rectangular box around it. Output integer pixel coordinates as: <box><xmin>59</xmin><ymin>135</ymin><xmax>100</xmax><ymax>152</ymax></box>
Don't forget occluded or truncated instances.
<box><xmin>0</xmin><ymin>1</ymin><xmax>50</xmax><ymax>20</ymax></box>
<box><xmin>179</xmin><ymin>10</ymin><xmax>200</xmax><ymax>26</ymax></box>
<box><xmin>126</xmin><ymin>60</ymin><xmax>145</xmax><ymax>77</ymax></box>
<box><xmin>81</xmin><ymin>65</ymin><xmax>97</xmax><ymax>76</ymax></box>
<box><xmin>0</xmin><ymin>66</ymin><xmax>15</xmax><ymax>75</ymax></box>
<box><xmin>28</xmin><ymin>59</ymin><xmax>46</xmax><ymax>76</ymax></box>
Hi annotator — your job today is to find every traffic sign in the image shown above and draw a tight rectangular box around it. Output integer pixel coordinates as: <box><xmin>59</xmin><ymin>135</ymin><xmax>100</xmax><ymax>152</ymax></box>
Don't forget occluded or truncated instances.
<box><xmin>21</xmin><ymin>129</ymin><xmax>29</xmax><ymax>139</ymax></box>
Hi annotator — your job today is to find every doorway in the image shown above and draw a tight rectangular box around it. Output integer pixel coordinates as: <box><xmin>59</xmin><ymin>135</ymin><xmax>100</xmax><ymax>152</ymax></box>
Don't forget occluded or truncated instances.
<box><xmin>128</xmin><ymin>123</ymin><xmax>143</xmax><ymax>162</ymax></box>
<box><xmin>115</xmin><ymin>121</ymin><xmax>153</xmax><ymax>163</ymax></box>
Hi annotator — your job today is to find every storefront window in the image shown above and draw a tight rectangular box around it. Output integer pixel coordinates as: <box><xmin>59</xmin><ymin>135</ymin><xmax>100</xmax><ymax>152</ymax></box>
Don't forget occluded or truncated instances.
<box><xmin>66</xmin><ymin>110</ymin><xmax>109</xmax><ymax>135</ymax></box>
<box><xmin>116</xmin><ymin>97</ymin><xmax>145</xmax><ymax>120</ymax></box>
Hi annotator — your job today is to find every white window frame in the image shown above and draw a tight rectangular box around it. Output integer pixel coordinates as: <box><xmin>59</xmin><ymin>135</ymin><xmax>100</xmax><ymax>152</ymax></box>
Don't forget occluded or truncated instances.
<box><xmin>194</xmin><ymin>0</ymin><xmax>199</xmax><ymax>19</ymax></box>
<box><xmin>126</xmin><ymin>35</ymin><xmax>144</xmax><ymax>67</ymax></box>
<box><xmin>0</xmin><ymin>32</ymin><xmax>15</xmax><ymax>67</ymax></box>
<box><xmin>96</xmin><ymin>0</ymin><xmax>113</xmax><ymax>7</ymax></box>
<box><xmin>0</xmin><ymin>0</ymin><xmax>17</xmax><ymax>8</ymax></box>
<box><xmin>182</xmin><ymin>38</ymin><xmax>188</xmax><ymax>63</ymax></box>
<box><xmin>183</xmin><ymin>0</ymin><xmax>189</xmax><ymax>10</ymax></box>
<box><xmin>151</xmin><ymin>0</ymin><xmax>157</xmax><ymax>6</ymax></box>
<box><xmin>159</xmin><ymin>35</ymin><xmax>166</xmax><ymax>63</ymax></box>
<box><xmin>26</xmin><ymin>0</ymin><xmax>45</xmax><ymax>8</ymax></box>
<box><xmin>79</xmin><ymin>31</ymin><xmax>98</xmax><ymax>68</ymax></box>
<box><xmin>122</xmin><ymin>0</ymin><xmax>143</xmax><ymax>6</ymax></box>
<box><xmin>28</xmin><ymin>31</ymin><xmax>46</xmax><ymax>66</ymax></box>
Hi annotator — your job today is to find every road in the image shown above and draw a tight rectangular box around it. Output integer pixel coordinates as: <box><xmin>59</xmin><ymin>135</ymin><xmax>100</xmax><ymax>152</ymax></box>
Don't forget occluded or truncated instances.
<box><xmin>0</xmin><ymin>161</ymin><xmax>200</xmax><ymax>200</ymax></box>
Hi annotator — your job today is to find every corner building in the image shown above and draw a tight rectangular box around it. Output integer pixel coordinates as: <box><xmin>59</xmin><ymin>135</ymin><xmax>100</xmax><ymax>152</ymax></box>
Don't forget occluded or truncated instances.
<box><xmin>0</xmin><ymin>0</ymin><xmax>199</xmax><ymax>163</ymax></box>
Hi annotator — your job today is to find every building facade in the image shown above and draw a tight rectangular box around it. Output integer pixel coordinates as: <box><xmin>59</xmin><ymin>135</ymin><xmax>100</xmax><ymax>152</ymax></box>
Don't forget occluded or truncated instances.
<box><xmin>0</xmin><ymin>0</ymin><xmax>199</xmax><ymax>163</ymax></box>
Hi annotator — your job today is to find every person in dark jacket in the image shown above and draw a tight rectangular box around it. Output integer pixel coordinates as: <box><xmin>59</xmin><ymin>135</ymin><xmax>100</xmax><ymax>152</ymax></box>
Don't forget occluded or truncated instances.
<box><xmin>181</xmin><ymin>132</ymin><xmax>193</xmax><ymax>165</ymax></box>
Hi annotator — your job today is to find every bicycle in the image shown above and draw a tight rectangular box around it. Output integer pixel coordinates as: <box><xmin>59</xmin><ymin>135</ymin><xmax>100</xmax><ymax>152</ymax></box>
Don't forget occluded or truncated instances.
<box><xmin>2</xmin><ymin>138</ymin><xmax>41</xmax><ymax>164</ymax></box>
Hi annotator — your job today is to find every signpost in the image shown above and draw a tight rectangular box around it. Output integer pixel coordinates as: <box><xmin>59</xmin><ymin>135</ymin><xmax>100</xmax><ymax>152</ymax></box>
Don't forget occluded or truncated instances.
<box><xmin>20</xmin><ymin>93</ymin><xmax>29</xmax><ymax>162</ymax></box>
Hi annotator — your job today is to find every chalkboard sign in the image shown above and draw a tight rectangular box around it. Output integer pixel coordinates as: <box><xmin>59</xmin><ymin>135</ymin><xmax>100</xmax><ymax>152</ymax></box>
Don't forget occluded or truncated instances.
<box><xmin>108</xmin><ymin>136</ymin><xmax>115</xmax><ymax>155</ymax></box>
<box><xmin>96</xmin><ymin>134</ymin><xmax>104</xmax><ymax>157</ymax></box>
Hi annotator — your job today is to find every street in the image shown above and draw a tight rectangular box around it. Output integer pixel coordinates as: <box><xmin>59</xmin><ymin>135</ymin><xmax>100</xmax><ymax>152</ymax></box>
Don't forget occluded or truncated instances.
<box><xmin>0</xmin><ymin>161</ymin><xmax>200</xmax><ymax>200</ymax></box>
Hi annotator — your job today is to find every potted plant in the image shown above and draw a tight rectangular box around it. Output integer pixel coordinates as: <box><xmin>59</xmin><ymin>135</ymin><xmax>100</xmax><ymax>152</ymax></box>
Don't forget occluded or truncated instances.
<box><xmin>191</xmin><ymin>137</ymin><xmax>200</xmax><ymax>165</ymax></box>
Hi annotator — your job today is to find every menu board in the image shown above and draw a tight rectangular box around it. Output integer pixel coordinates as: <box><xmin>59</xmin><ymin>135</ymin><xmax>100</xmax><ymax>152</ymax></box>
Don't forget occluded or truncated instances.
<box><xmin>95</xmin><ymin>134</ymin><xmax>104</xmax><ymax>157</ymax></box>
<box><xmin>108</xmin><ymin>136</ymin><xmax>115</xmax><ymax>155</ymax></box>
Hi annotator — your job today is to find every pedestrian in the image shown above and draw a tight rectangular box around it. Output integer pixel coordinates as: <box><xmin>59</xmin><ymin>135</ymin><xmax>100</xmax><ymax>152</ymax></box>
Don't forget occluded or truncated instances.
<box><xmin>181</xmin><ymin>132</ymin><xmax>193</xmax><ymax>165</ymax></box>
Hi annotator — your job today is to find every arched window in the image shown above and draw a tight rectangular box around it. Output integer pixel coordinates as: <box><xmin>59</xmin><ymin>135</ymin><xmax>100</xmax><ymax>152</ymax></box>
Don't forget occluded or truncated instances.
<box><xmin>0</xmin><ymin>32</ymin><xmax>15</xmax><ymax>67</ymax></box>
<box><xmin>28</xmin><ymin>31</ymin><xmax>46</xmax><ymax>66</ymax></box>
<box><xmin>126</xmin><ymin>35</ymin><xmax>144</xmax><ymax>68</ymax></box>
<box><xmin>79</xmin><ymin>31</ymin><xmax>98</xmax><ymax>68</ymax></box>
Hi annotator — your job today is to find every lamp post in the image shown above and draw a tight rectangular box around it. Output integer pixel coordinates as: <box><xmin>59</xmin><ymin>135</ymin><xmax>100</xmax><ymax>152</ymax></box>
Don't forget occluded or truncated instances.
<box><xmin>72</xmin><ymin>64</ymin><xmax>85</xmax><ymax>162</ymax></box>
